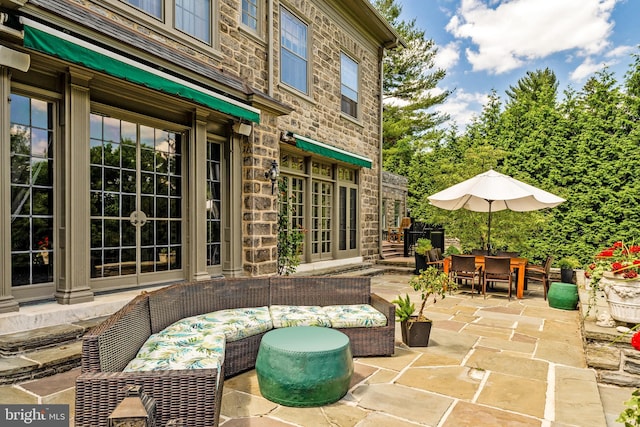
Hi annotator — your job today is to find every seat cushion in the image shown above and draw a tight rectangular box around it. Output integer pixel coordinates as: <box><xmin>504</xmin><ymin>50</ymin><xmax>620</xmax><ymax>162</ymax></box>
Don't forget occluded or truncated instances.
<box><xmin>322</xmin><ymin>304</ymin><xmax>388</xmax><ymax>328</ymax></box>
<box><xmin>169</xmin><ymin>306</ymin><xmax>273</xmax><ymax>342</ymax></box>
<box><xmin>123</xmin><ymin>330</ymin><xmax>226</xmax><ymax>372</ymax></box>
<box><xmin>269</xmin><ymin>305</ymin><xmax>332</xmax><ymax>328</ymax></box>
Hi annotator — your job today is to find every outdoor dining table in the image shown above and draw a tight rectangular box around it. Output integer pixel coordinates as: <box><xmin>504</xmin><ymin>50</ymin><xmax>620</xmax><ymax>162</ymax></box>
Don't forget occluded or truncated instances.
<box><xmin>443</xmin><ymin>255</ymin><xmax>528</xmax><ymax>299</ymax></box>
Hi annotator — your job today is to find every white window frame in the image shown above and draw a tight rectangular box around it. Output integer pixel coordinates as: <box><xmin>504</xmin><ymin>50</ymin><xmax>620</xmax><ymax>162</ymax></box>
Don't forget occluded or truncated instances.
<box><xmin>340</xmin><ymin>52</ymin><xmax>359</xmax><ymax>118</ymax></box>
<box><xmin>240</xmin><ymin>0</ymin><xmax>261</xmax><ymax>34</ymax></box>
<box><xmin>113</xmin><ymin>0</ymin><xmax>217</xmax><ymax>49</ymax></box>
<box><xmin>280</xmin><ymin>7</ymin><xmax>309</xmax><ymax>95</ymax></box>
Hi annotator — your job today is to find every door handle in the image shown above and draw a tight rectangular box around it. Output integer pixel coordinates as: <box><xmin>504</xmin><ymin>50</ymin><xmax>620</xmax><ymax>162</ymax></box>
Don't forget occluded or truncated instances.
<box><xmin>129</xmin><ymin>211</ymin><xmax>148</xmax><ymax>226</ymax></box>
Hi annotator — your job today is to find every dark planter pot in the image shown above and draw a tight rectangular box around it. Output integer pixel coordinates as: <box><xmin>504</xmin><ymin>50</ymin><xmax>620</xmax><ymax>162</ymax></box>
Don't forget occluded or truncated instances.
<box><xmin>560</xmin><ymin>268</ymin><xmax>574</xmax><ymax>284</ymax></box>
<box><xmin>414</xmin><ymin>253</ymin><xmax>428</xmax><ymax>275</ymax></box>
<box><xmin>548</xmin><ymin>282</ymin><xmax>579</xmax><ymax>310</ymax></box>
<box><xmin>400</xmin><ymin>317</ymin><xmax>433</xmax><ymax>347</ymax></box>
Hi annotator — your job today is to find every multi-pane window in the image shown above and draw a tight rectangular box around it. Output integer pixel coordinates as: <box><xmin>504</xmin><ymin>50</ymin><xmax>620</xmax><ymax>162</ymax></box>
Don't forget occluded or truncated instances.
<box><xmin>312</xmin><ymin>179</ymin><xmax>332</xmax><ymax>257</ymax></box>
<box><xmin>280</xmin><ymin>8</ymin><xmax>308</xmax><ymax>93</ymax></box>
<box><xmin>121</xmin><ymin>0</ymin><xmax>213</xmax><ymax>45</ymax></box>
<box><xmin>176</xmin><ymin>0</ymin><xmax>211</xmax><ymax>43</ymax></box>
<box><xmin>338</xmin><ymin>167</ymin><xmax>357</xmax><ymax>251</ymax></box>
<box><xmin>241</xmin><ymin>0</ymin><xmax>259</xmax><ymax>31</ymax></box>
<box><xmin>206</xmin><ymin>141</ymin><xmax>221</xmax><ymax>266</ymax></box>
<box><xmin>123</xmin><ymin>0</ymin><xmax>162</xmax><ymax>18</ymax></box>
<box><xmin>341</xmin><ymin>53</ymin><xmax>358</xmax><ymax>117</ymax></box>
<box><xmin>10</xmin><ymin>94</ymin><xmax>54</xmax><ymax>286</ymax></box>
<box><xmin>89</xmin><ymin>114</ymin><xmax>183</xmax><ymax>278</ymax></box>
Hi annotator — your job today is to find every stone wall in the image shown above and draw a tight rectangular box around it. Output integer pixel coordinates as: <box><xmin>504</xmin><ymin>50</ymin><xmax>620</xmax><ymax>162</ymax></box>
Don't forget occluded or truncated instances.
<box><xmin>579</xmin><ymin>282</ymin><xmax>640</xmax><ymax>387</ymax></box>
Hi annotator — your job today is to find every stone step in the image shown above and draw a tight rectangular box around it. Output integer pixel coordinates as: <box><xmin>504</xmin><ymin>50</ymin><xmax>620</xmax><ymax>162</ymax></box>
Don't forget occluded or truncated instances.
<box><xmin>0</xmin><ymin>317</ymin><xmax>106</xmax><ymax>385</ymax></box>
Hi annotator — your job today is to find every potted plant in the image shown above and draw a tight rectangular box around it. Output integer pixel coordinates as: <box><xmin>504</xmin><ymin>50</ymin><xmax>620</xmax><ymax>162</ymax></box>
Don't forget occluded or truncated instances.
<box><xmin>557</xmin><ymin>256</ymin><xmax>580</xmax><ymax>284</ymax></box>
<box><xmin>585</xmin><ymin>241</ymin><xmax>640</xmax><ymax>322</ymax></box>
<box><xmin>414</xmin><ymin>238</ymin><xmax>432</xmax><ymax>274</ymax></box>
<box><xmin>392</xmin><ymin>266</ymin><xmax>456</xmax><ymax>347</ymax></box>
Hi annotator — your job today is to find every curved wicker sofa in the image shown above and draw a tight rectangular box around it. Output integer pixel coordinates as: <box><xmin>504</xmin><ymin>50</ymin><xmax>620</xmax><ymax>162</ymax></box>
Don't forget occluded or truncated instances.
<box><xmin>75</xmin><ymin>276</ymin><xmax>395</xmax><ymax>427</ymax></box>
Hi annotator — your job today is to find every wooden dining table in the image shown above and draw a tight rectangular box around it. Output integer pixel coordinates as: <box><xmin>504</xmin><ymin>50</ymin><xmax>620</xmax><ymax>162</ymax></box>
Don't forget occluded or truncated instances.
<box><xmin>443</xmin><ymin>255</ymin><xmax>529</xmax><ymax>299</ymax></box>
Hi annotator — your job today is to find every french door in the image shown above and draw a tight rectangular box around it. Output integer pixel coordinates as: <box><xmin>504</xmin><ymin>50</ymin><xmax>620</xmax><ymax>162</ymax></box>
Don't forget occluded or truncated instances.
<box><xmin>89</xmin><ymin>113</ymin><xmax>184</xmax><ymax>288</ymax></box>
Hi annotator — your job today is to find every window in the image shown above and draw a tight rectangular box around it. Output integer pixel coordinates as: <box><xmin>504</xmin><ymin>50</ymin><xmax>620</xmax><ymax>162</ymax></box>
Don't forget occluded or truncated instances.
<box><xmin>175</xmin><ymin>0</ymin><xmax>211</xmax><ymax>43</ymax></box>
<box><xmin>341</xmin><ymin>53</ymin><xmax>358</xmax><ymax>117</ymax></box>
<box><xmin>241</xmin><ymin>0</ymin><xmax>259</xmax><ymax>32</ymax></box>
<box><xmin>10</xmin><ymin>94</ymin><xmax>54</xmax><ymax>286</ymax></box>
<box><xmin>119</xmin><ymin>0</ymin><xmax>215</xmax><ymax>46</ymax></box>
<box><xmin>206</xmin><ymin>141</ymin><xmax>221</xmax><ymax>266</ymax></box>
<box><xmin>280</xmin><ymin>8</ymin><xmax>308</xmax><ymax>94</ymax></box>
<box><xmin>123</xmin><ymin>0</ymin><xmax>162</xmax><ymax>19</ymax></box>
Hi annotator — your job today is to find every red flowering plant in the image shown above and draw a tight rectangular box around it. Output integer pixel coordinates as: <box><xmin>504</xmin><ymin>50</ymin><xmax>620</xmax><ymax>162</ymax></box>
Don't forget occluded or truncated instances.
<box><xmin>586</xmin><ymin>241</ymin><xmax>640</xmax><ymax>285</ymax></box>
<box><xmin>584</xmin><ymin>241</ymin><xmax>640</xmax><ymax>317</ymax></box>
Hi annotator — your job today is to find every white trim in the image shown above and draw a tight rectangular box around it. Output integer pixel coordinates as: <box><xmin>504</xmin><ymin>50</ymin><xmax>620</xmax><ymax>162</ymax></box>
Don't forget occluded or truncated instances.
<box><xmin>20</xmin><ymin>17</ymin><xmax>261</xmax><ymax>117</ymax></box>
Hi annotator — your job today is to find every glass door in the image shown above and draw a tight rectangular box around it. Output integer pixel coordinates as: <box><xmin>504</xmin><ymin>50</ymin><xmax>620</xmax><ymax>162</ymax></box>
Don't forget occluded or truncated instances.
<box><xmin>89</xmin><ymin>114</ymin><xmax>183</xmax><ymax>287</ymax></box>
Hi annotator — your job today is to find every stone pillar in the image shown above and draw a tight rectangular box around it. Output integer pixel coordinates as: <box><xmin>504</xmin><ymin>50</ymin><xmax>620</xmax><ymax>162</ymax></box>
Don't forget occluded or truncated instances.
<box><xmin>54</xmin><ymin>67</ymin><xmax>94</xmax><ymax>304</ymax></box>
<box><xmin>189</xmin><ymin>109</ymin><xmax>211</xmax><ymax>281</ymax></box>
<box><xmin>0</xmin><ymin>67</ymin><xmax>18</xmax><ymax>312</ymax></box>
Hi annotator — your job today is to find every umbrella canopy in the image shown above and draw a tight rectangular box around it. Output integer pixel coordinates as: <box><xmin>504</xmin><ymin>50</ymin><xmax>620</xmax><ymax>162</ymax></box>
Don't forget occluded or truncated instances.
<box><xmin>427</xmin><ymin>169</ymin><xmax>565</xmax><ymax>252</ymax></box>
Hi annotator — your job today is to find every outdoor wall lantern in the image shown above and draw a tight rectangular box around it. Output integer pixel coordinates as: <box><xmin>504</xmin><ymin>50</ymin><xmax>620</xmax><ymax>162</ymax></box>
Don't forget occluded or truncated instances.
<box><xmin>265</xmin><ymin>160</ymin><xmax>279</xmax><ymax>194</ymax></box>
<box><xmin>107</xmin><ymin>385</ymin><xmax>156</xmax><ymax>427</ymax></box>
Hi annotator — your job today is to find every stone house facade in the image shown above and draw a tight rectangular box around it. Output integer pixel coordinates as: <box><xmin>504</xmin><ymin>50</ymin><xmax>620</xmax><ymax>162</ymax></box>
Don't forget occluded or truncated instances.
<box><xmin>0</xmin><ymin>0</ymin><xmax>400</xmax><ymax>311</ymax></box>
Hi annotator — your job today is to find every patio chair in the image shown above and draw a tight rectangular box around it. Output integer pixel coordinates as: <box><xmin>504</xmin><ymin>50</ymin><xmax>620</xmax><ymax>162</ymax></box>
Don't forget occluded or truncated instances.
<box><xmin>483</xmin><ymin>256</ymin><xmax>514</xmax><ymax>299</ymax></box>
<box><xmin>449</xmin><ymin>254</ymin><xmax>482</xmax><ymax>296</ymax></box>
<box><xmin>426</xmin><ymin>248</ymin><xmax>444</xmax><ymax>271</ymax></box>
<box><xmin>524</xmin><ymin>256</ymin><xmax>553</xmax><ymax>300</ymax></box>
<box><xmin>387</xmin><ymin>217</ymin><xmax>411</xmax><ymax>243</ymax></box>
<box><xmin>496</xmin><ymin>251</ymin><xmax>520</xmax><ymax>257</ymax></box>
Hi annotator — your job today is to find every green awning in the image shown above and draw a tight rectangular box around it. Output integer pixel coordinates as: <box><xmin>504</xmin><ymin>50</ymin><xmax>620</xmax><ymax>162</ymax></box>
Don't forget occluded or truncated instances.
<box><xmin>21</xmin><ymin>19</ymin><xmax>260</xmax><ymax>123</ymax></box>
<box><xmin>292</xmin><ymin>133</ymin><xmax>372</xmax><ymax>168</ymax></box>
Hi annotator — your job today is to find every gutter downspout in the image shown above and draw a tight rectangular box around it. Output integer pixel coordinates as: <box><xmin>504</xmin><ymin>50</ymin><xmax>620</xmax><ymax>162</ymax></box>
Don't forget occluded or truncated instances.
<box><xmin>267</xmin><ymin>0</ymin><xmax>274</xmax><ymax>97</ymax></box>
<box><xmin>378</xmin><ymin>46</ymin><xmax>384</xmax><ymax>261</ymax></box>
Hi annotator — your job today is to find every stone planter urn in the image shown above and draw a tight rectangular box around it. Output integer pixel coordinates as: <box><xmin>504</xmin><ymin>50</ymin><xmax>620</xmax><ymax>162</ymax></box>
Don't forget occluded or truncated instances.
<box><xmin>601</xmin><ymin>272</ymin><xmax>640</xmax><ymax>323</ymax></box>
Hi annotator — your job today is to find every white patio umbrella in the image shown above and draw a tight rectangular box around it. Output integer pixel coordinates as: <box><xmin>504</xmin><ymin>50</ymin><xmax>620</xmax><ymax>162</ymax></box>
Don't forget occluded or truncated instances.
<box><xmin>427</xmin><ymin>169</ymin><xmax>565</xmax><ymax>253</ymax></box>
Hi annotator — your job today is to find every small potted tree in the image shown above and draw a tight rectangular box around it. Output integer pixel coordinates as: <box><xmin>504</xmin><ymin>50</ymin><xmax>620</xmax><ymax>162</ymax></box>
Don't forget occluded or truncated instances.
<box><xmin>392</xmin><ymin>266</ymin><xmax>456</xmax><ymax>347</ymax></box>
<box><xmin>558</xmin><ymin>256</ymin><xmax>580</xmax><ymax>284</ymax></box>
<box><xmin>414</xmin><ymin>238</ymin><xmax>432</xmax><ymax>274</ymax></box>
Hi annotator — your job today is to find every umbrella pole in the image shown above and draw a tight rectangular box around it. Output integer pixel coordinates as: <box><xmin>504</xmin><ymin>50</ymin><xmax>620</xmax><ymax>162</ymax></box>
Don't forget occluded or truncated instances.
<box><xmin>486</xmin><ymin>200</ymin><xmax>493</xmax><ymax>256</ymax></box>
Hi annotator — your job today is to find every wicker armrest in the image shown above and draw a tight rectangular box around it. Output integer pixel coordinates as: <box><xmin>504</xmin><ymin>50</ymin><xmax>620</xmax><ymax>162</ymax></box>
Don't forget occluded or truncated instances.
<box><xmin>75</xmin><ymin>368</ymin><xmax>222</xmax><ymax>427</ymax></box>
<box><xmin>370</xmin><ymin>293</ymin><xmax>395</xmax><ymax>325</ymax></box>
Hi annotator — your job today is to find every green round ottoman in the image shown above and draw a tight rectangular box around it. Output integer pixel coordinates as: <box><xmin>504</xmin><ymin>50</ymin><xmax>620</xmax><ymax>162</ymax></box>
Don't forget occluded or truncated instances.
<box><xmin>548</xmin><ymin>282</ymin><xmax>579</xmax><ymax>310</ymax></box>
<box><xmin>255</xmin><ymin>326</ymin><xmax>353</xmax><ymax>407</ymax></box>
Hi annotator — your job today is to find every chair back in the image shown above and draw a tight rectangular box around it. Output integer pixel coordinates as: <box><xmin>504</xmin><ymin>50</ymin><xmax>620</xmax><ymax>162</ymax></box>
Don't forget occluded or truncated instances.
<box><xmin>484</xmin><ymin>256</ymin><xmax>511</xmax><ymax>275</ymax></box>
<box><xmin>428</xmin><ymin>249</ymin><xmax>441</xmax><ymax>262</ymax></box>
<box><xmin>451</xmin><ymin>254</ymin><xmax>476</xmax><ymax>272</ymax></box>
<box><xmin>543</xmin><ymin>256</ymin><xmax>554</xmax><ymax>273</ymax></box>
<box><xmin>399</xmin><ymin>217</ymin><xmax>411</xmax><ymax>229</ymax></box>
<box><xmin>496</xmin><ymin>251</ymin><xmax>520</xmax><ymax>257</ymax></box>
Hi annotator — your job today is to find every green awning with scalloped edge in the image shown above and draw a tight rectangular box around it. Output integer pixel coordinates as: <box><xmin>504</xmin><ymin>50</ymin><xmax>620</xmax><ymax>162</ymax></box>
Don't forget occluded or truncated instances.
<box><xmin>292</xmin><ymin>133</ymin><xmax>372</xmax><ymax>168</ymax></box>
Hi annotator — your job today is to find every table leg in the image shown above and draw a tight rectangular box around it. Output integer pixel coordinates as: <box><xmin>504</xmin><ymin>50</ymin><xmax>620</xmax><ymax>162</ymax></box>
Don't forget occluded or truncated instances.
<box><xmin>516</xmin><ymin>262</ymin><xmax>525</xmax><ymax>299</ymax></box>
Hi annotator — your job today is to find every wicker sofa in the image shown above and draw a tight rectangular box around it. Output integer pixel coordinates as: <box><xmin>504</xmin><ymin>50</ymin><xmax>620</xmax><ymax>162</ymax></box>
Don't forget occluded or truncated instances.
<box><xmin>75</xmin><ymin>276</ymin><xmax>395</xmax><ymax>427</ymax></box>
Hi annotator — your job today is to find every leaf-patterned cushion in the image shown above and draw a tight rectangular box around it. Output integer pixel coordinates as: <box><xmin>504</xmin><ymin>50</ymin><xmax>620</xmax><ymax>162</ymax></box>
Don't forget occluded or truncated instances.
<box><xmin>194</xmin><ymin>307</ymin><xmax>273</xmax><ymax>342</ymax></box>
<box><xmin>269</xmin><ymin>305</ymin><xmax>332</xmax><ymax>328</ymax></box>
<box><xmin>123</xmin><ymin>330</ymin><xmax>226</xmax><ymax>372</ymax></box>
<box><xmin>322</xmin><ymin>304</ymin><xmax>388</xmax><ymax>328</ymax></box>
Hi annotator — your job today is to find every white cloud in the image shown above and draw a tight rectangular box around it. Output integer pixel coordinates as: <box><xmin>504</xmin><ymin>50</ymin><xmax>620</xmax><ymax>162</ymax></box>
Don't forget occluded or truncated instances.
<box><xmin>446</xmin><ymin>0</ymin><xmax>619</xmax><ymax>74</ymax></box>
<box><xmin>434</xmin><ymin>42</ymin><xmax>461</xmax><ymax>70</ymax></box>
<box><xmin>438</xmin><ymin>89</ymin><xmax>488</xmax><ymax>128</ymax></box>
<box><xmin>569</xmin><ymin>57</ymin><xmax>607</xmax><ymax>81</ymax></box>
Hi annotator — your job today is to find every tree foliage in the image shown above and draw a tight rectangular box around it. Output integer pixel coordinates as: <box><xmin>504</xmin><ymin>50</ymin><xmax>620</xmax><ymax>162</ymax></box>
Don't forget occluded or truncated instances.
<box><xmin>373</xmin><ymin>0</ymin><xmax>449</xmax><ymax>176</ymax></box>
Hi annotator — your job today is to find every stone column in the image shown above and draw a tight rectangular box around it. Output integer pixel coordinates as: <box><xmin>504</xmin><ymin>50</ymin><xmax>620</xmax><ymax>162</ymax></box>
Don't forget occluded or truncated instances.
<box><xmin>0</xmin><ymin>67</ymin><xmax>18</xmax><ymax>312</ymax></box>
<box><xmin>54</xmin><ymin>67</ymin><xmax>94</xmax><ymax>304</ymax></box>
<box><xmin>189</xmin><ymin>109</ymin><xmax>211</xmax><ymax>281</ymax></box>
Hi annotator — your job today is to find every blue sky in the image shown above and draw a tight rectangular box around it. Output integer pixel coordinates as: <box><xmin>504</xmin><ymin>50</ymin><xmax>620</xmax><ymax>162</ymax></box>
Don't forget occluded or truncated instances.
<box><xmin>396</xmin><ymin>0</ymin><xmax>640</xmax><ymax>128</ymax></box>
